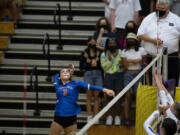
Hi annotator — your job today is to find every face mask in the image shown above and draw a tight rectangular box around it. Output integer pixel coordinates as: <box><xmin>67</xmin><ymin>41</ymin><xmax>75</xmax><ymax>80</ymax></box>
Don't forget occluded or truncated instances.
<box><xmin>126</xmin><ymin>27</ymin><xmax>135</xmax><ymax>33</ymax></box>
<box><xmin>126</xmin><ymin>41</ymin><xmax>136</xmax><ymax>47</ymax></box>
<box><xmin>88</xmin><ymin>44</ymin><xmax>96</xmax><ymax>49</ymax></box>
<box><xmin>156</xmin><ymin>10</ymin><xmax>166</xmax><ymax>17</ymax></box>
<box><xmin>99</xmin><ymin>25</ymin><xmax>108</xmax><ymax>30</ymax></box>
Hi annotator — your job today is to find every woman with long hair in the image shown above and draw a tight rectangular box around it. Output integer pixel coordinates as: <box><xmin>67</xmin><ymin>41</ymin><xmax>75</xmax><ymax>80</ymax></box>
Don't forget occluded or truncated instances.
<box><xmin>122</xmin><ymin>33</ymin><xmax>147</xmax><ymax>125</ymax></box>
<box><xmin>80</xmin><ymin>37</ymin><xmax>103</xmax><ymax>122</ymax></box>
<box><xmin>94</xmin><ymin>17</ymin><xmax>115</xmax><ymax>50</ymax></box>
<box><xmin>49</xmin><ymin>66</ymin><xmax>115</xmax><ymax>135</ymax></box>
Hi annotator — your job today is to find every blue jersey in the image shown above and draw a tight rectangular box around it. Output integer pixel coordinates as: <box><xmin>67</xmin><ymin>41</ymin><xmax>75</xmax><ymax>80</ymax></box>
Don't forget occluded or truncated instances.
<box><xmin>53</xmin><ymin>74</ymin><xmax>103</xmax><ymax>117</ymax></box>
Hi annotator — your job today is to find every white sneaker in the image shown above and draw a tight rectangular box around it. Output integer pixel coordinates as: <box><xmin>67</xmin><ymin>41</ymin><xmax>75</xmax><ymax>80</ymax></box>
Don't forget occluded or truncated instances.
<box><xmin>106</xmin><ymin>115</ymin><xmax>113</xmax><ymax>125</ymax></box>
<box><xmin>87</xmin><ymin>115</ymin><xmax>93</xmax><ymax>122</ymax></box>
<box><xmin>114</xmin><ymin>115</ymin><xmax>121</xmax><ymax>125</ymax></box>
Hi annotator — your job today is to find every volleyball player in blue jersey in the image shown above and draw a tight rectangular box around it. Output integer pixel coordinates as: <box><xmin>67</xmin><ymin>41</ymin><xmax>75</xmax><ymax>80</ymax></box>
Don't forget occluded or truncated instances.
<box><xmin>49</xmin><ymin>67</ymin><xmax>115</xmax><ymax>135</ymax></box>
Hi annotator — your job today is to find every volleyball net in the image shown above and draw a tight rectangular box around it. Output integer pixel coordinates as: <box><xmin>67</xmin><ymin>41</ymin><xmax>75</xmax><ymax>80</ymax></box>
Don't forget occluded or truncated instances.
<box><xmin>77</xmin><ymin>47</ymin><xmax>168</xmax><ymax>135</ymax></box>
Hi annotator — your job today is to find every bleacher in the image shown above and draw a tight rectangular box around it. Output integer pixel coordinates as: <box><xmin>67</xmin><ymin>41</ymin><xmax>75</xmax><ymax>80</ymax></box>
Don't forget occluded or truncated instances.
<box><xmin>0</xmin><ymin>0</ymin><xmax>135</xmax><ymax>135</ymax></box>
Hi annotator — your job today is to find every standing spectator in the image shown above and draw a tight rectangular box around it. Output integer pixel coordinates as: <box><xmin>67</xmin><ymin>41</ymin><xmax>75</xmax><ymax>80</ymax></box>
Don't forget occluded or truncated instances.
<box><xmin>125</xmin><ymin>21</ymin><xmax>137</xmax><ymax>35</ymax></box>
<box><xmin>137</xmin><ymin>0</ymin><xmax>180</xmax><ymax>86</ymax></box>
<box><xmin>79</xmin><ymin>37</ymin><xmax>103</xmax><ymax>122</ymax></box>
<box><xmin>122</xmin><ymin>33</ymin><xmax>147</xmax><ymax>125</ymax></box>
<box><xmin>100</xmin><ymin>38</ymin><xmax>124</xmax><ymax>125</ymax></box>
<box><xmin>101</xmin><ymin>0</ymin><xmax>111</xmax><ymax>22</ymax></box>
<box><xmin>109</xmin><ymin>0</ymin><xmax>141</xmax><ymax>49</ymax></box>
<box><xmin>124</xmin><ymin>21</ymin><xmax>138</xmax><ymax>46</ymax></box>
<box><xmin>118</xmin><ymin>20</ymin><xmax>138</xmax><ymax>49</ymax></box>
<box><xmin>94</xmin><ymin>17</ymin><xmax>115</xmax><ymax>50</ymax></box>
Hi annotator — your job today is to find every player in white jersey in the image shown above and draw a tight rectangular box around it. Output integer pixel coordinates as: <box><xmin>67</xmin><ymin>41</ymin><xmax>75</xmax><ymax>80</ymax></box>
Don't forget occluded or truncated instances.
<box><xmin>144</xmin><ymin>68</ymin><xmax>180</xmax><ymax>135</ymax></box>
<box><xmin>144</xmin><ymin>109</ymin><xmax>177</xmax><ymax>135</ymax></box>
<box><xmin>153</xmin><ymin>69</ymin><xmax>180</xmax><ymax>123</ymax></box>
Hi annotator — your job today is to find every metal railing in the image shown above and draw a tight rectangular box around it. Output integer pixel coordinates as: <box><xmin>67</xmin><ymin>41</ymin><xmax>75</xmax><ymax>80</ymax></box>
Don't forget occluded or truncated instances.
<box><xmin>30</xmin><ymin>66</ymin><xmax>40</xmax><ymax>116</ymax></box>
<box><xmin>54</xmin><ymin>3</ymin><xmax>63</xmax><ymax>50</ymax></box>
<box><xmin>67</xmin><ymin>0</ymin><xmax>73</xmax><ymax>21</ymax></box>
<box><xmin>42</xmin><ymin>33</ymin><xmax>52</xmax><ymax>82</ymax></box>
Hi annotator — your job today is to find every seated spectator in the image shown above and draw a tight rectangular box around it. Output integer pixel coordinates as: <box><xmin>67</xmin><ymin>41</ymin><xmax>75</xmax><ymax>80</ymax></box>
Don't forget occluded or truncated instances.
<box><xmin>100</xmin><ymin>38</ymin><xmax>124</xmax><ymax>125</ymax></box>
<box><xmin>0</xmin><ymin>0</ymin><xmax>20</xmax><ymax>22</ymax></box>
<box><xmin>79</xmin><ymin>37</ymin><xmax>103</xmax><ymax>123</ymax></box>
<box><xmin>93</xmin><ymin>17</ymin><xmax>115</xmax><ymax>50</ymax></box>
<box><xmin>122</xmin><ymin>33</ymin><xmax>147</xmax><ymax>125</ymax></box>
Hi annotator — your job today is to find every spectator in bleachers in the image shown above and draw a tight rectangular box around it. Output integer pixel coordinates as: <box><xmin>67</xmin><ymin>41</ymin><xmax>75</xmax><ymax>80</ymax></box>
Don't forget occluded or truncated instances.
<box><xmin>109</xmin><ymin>0</ymin><xmax>141</xmax><ymax>50</ymax></box>
<box><xmin>137</xmin><ymin>0</ymin><xmax>180</xmax><ymax>86</ymax></box>
<box><xmin>0</xmin><ymin>0</ymin><xmax>19</xmax><ymax>22</ymax></box>
<box><xmin>125</xmin><ymin>21</ymin><xmax>137</xmax><ymax>35</ymax></box>
<box><xmin>100</xmin><ymin>38</ymin><xmax>124</xmax><ymax>125</ymax></box>
<box><xmin>122</xmin><ymin>20</ymin><xmax>138</xmax><ymax>49</ymax></box>
<box><xmin>122</xmin><ymin>33</ymin><xmax>147</xmax><ymax>125</ymax></box>
<box><xmin>79</xmin><ymin>37</ymin><xmax>103</xmax><ymax>123</ymax></box>
<box><xmin>101</xmin><ymin>0</ymin><xmax>111</xmax><ymax>22</ymax></box>
<box><xmin>94</xmin><ymin>17</ymin><xmax>115</xmax><ymax>50</ymax></box>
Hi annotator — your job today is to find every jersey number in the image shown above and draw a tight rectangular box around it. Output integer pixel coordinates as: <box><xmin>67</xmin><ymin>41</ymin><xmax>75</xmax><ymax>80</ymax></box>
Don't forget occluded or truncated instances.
<box><xmin>63</xmin><ymin>89</ymin><xmax>67</xmax><ymax>95</ymax></box>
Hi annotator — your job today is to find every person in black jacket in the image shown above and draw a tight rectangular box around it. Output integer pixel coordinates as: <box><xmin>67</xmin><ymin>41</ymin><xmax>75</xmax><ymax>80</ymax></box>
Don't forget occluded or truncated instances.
<box><xmin>79</xmin><ymin>36</ymin><xmax>103</xmax><ymax>123</ymax></box>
